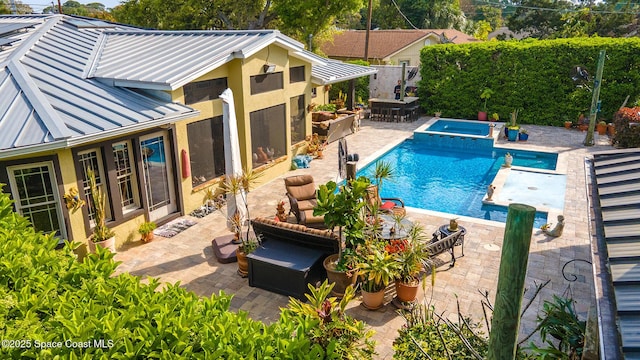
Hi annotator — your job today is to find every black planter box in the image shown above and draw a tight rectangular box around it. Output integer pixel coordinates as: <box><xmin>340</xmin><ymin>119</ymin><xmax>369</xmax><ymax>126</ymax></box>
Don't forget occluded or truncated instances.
<box><xmin>247</xmin><ymin>239</ymin><xmax>326</xmax><ymax>300</ymax></box>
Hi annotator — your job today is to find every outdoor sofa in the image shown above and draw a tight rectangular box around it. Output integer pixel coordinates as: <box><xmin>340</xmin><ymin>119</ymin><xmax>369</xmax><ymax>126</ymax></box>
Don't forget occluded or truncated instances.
<box><xmin>247</xmin><ymin>217</ymin><xmax>340</xmax><ymax>299</ymax></box>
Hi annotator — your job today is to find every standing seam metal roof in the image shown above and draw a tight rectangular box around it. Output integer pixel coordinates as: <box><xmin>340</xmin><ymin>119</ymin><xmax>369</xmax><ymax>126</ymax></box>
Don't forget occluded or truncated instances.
<box><xmin>592</xmin><ymin>148</ymin><xmax>640</xmax><ymax>359</ymax></box>
<box><xmin>0</xmin><ymin>14</ymin><xmax>377</xmax><ymax>157</ymax></box>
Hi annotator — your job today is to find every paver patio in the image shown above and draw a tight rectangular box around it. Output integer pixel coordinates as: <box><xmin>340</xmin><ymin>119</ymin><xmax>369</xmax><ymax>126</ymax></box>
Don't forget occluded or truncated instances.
<box><xmin>114</xmin><ymin>116</ymin><xmax>613</xmax><ymax>359</ymax></box>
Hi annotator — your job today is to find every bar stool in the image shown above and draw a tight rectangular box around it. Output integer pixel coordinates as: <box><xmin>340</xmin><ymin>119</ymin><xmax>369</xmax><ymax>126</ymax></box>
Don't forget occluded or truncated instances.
<box><xmin>371</xmin><ymin>103</ymin><xmax>382</xmax><ymax>121</ymax></box>
<box><xmin>390</xmin><ymin>107</ymin><xmax>402</xmax><ymax>122</ymax></box>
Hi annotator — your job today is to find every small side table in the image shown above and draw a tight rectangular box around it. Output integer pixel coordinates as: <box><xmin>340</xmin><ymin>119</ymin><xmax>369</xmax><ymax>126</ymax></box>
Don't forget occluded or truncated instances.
<box><xmin>435</xmin><ymin>225</ymin><xmax>466</xmax><ymax>257</ymax></box>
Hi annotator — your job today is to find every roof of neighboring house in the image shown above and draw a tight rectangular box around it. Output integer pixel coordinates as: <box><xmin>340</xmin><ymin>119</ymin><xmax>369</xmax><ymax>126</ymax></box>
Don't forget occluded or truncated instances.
<box><xmin>0</xmin><ymin>14</ymin><xmax>375</xmax><ymax>158</ymax></box>
<box><xmin>320</xmin><ymin>29</ymin><xmax>479</xmax><ymax>61</ymax></box>
<box><xmin>592</xmin><ymin>148</ymin><xmax>640</xmax><ymax>359</ymax></box>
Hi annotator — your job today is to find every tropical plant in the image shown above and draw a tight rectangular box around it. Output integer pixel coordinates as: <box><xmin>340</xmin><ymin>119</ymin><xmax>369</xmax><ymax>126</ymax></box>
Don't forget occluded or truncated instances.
<box><xmin>480</xmin><ymin>88</ymin><xmax>494</xmax><ymax>111</ymax></box>
<box><xmin>314</xmin><ymin>103</ymin><xmax>337</xmax><ymax>112</ymax></box>
<box><xmin>356</xmin><ymin>243</ymin><xmax>401</xmax><ymax>293</ymax></box>
<box><xmin>528</xmin><ymin>295</ymin><xmax>586</xmax><ymax>359</ymax></box>
<box><xmin>314</xmin><ymin>176</ymin><xmax>371</xmax><ymax>268</ymax></box>
<box><xmin>138</xmin><ymin>221</ymin><xmax>157</xmax><ymax>236</ymax></box>
<box><xmin>219</xmin><ymin>168</ymin><xmax>263</xmax><ymax>253</ymax></box>
<box><xmin>0</xmin><ymin>188</ymin><xmax>356</xmax><ymax>358</ymax></box>
<box><xmin>372</xmin><ymin>160</ymin><xmax>394</xmax><ymax>194</ymax></box>
<box><xmin>283</xmin><ymin>280</ymin><xmax>376</xmax><ymax>359</ymax></box>
<box><xmin>394</xmin><ymin>225</ymin><xmax>430</xmax><ymax>284</ymax></box>
<box><xmin>490</xmin><ymin>113</ymin><xmax>499</xmax><ymax>121</ymax></box>
<box><xmin>87</xmin><ymin>168</ymin><xmax>115</xmax><ymax>243</ymax></box>
<box><xmin>509</xmin><ymin>109</ymin><xmax>520</xmax><ymax>129</ymax></box>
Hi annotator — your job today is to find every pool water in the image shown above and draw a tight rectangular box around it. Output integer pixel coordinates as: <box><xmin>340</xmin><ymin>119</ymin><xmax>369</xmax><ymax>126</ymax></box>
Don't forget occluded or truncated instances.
<box><xmin>426</xmin><ymin>119</ymin><xmax>491</xmax><ymax>136</ymax></box>
<box><xmin>358</xmin><ymin>139</ymin><xmax>555</xmax><ymax>227</ymax></box>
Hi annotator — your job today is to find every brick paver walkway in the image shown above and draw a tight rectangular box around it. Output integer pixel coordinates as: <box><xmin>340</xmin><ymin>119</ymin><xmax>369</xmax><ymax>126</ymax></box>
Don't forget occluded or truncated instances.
<box><xmin>115</xmin><ymin>117</ymin><xmax>613</xmax><ymax>359</ymax></box>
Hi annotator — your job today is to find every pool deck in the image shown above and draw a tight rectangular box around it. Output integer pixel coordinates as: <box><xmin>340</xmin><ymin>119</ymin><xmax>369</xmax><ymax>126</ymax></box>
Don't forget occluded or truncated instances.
<box><xmin>114</xmin><ymin>117</ymin><xmax>613</xmax><ymax>359</ymax></box>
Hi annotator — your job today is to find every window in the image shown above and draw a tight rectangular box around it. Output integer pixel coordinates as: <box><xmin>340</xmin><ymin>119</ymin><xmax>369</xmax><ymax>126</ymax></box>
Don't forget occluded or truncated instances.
<box><xmin>311</xmin><ymin>87</ymin><xmax>317</xmax><ymax>98</ymax></box>
<box><xmin>183</xmin><ymin>78</ymin><xmax>228</xmax><ymax>105</ymax></box>
<box><xmin>7</xmin><ymin>162</ymin><xmax>66</xmax><ymax>239</ymax></box>
<box><xmin>250</xmin><ymin>72</ymin><xmax>283</xmax><ymax>95</ymax></box>
<box><xmin>290</xmin><ymin>95</ymin><xmax>306</xmax><ymax>144</ymax></box>
<box><xmin>187</xmin><ymin>117</ymin><xmax>225</xmax><ymax>187</ymax></box>
<box><xmin>112</xmin><ymin>141</ymin><xmax>140</xmax><ymax>213</ymax></box>
<box><xmin>250</xmin><ymin>104</ymin><xmax>286</xmax><ymax>168</ymax></box>
<box><xmin>78</xmin><ymin>149</ymin><xmax>111</xmax><ymax>222</ymax></box>
<box><xmin>289</xmin><ymin>66</ymin><xmax>305</xmax><ymax>83</ymax></box>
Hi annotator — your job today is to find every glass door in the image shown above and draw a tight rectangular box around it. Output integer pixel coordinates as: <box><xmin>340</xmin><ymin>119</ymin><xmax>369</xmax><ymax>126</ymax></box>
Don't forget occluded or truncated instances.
<box><xmin>140</xmin><ymin>132</ymin><xmax>176</xmax><ymax>220</ymax></box>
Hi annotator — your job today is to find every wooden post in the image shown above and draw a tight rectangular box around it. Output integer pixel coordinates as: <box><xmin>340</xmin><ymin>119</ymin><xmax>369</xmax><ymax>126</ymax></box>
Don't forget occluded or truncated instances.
<box><xmin>487</xmin><ymin>203</ymin><xmax>536</xmax><ymax>360</ymax></box>
<box><xmin>584</xmin><ymin>50</ymin><xmax>606</xmax><ymax>146</ymax></box>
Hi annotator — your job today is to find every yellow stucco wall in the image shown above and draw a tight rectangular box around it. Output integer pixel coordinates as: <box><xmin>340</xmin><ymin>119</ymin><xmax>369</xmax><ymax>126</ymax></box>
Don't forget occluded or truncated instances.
<box><xmin>171</xmin><ymin>45</ymin><xmax>317</xmax><ymax>216</ymax></box>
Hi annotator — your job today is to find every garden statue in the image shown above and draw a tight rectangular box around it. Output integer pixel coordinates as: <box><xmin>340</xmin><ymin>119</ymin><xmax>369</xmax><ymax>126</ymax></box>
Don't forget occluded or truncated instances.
<box><xmin>275</xmin><ymin>201</ymin><xmax>288</xmax><ymax>222</ymax></box>
<box><xmin>541</xmin><ymin>215</ymin><xmax>565</xmax><ymax>237</ymax></box>
<box><xmin>486</xmin><ymin>184</ymin><xmax>496</xmax><ymax>201</ymax></box>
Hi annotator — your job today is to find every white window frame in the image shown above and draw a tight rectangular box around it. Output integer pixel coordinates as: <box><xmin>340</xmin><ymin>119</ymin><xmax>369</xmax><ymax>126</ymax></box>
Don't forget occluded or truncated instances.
<box><xmin>77</xmin><ymin>148</ymin><xmax>111</xmax><ymax>224</ymax></box>
<box><xmin>7</xmin><ymin>161</ymin><xmax>67</xmax><ymax>240</ymax></box>
<box><xmin>112</xmin><ymin>140</ymin><xmax>140</xmax><ymax>215</ymax></box>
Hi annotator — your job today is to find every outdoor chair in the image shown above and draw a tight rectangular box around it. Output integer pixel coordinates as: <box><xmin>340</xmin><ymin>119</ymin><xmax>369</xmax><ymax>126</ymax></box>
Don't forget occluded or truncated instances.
<box><xmin>365</xmin><ymin>185</ymin><xmax>406</xmax><ymax>216</ymax></box>
<box><xmin>284</xmin><ymin>175</ymin><xmax>325</xmax><ymax>228</ymax></box>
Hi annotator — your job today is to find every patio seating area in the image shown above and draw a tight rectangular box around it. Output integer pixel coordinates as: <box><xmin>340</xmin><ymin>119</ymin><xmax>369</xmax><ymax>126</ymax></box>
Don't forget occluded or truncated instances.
<box><xmin>114</xmin><ymin>117</ymin><xmax>613</xmax><ymax>359</ymax></box>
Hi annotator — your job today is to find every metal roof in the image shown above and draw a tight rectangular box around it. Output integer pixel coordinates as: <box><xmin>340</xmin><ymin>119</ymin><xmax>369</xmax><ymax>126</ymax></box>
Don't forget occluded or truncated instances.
<box><xmin>0</xmin><ymin>14</ymin><xmax>376</xmax><ymax>158</ymax></box>
<box><xmin>592</xmin><ymin>148</ymin><xmax>640</xmax><ymax>359</ymax></box>
<box><xmin>306</xmin><ymin>51</ymin><xmax>377</xmax><ymax>85</ymax></box>
<box><xmin>87</xmin><ymin>30</ymin><xmax>320</xmax><ymax>90</ymax></box>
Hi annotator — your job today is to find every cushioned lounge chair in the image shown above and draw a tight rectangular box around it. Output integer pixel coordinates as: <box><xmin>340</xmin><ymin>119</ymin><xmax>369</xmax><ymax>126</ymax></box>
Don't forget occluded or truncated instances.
<box><xmin>365</xmin><ymin>185</ymin><xmax>406</xmax><ymax>216</ymax></box>
<box><xmin>284</xmin><ymin>175</ymin><xmax>326</xmax><ymax>228</ymax></box>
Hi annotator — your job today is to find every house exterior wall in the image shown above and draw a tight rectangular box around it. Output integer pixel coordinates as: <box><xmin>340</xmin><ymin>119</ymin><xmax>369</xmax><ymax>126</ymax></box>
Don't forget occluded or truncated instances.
<box><xmin>171</xmin><ymin>45</ymin><xmax>316</xmax><ymax>219</ymax></box>
<box><xmin>369</xmin><ymin>65</ymin><xmax>421</xmax><ymax>99</ymax></box>
<box><xmin>0</xmin><ymin>43</ymin><xmax>335</xmax><ymax>254</ymax></box>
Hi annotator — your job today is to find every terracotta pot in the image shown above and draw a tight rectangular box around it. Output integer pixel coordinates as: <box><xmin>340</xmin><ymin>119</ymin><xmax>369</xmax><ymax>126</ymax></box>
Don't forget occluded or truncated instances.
<box><xmin>323</xmin><ymin>254</ymin><xmax>356</xmax><ymax>297</ymax></box>
<box><xmin>579</xmin><ymin>124</ymin><xmax>588</xmax><ymax>132</ymax></box>
<box><xmin>478</xmin><ymin>111</ymin><xmax>487</xmax><ymax>121</ymax></box>
<box><xmin>564</xmin><ymin>121</ymin><xmax>572</xmax><ymax>129</ymax></box>
<box><xmin>237</xmin><ymin>249</ymin><xmax>249</xmax><ymax>277</ymax></box>
<box><xmin>88</xmin><ymin>236</ymin><xmax>116</xmax><ymax>254</ymax></box>
<box><xmin>361</xmin><ymin>288</ymin><xmax>385</xmax><ymax>310</ymax></box>
<box><xmin>141</xmin><ymin>233</ymin><xmax>154</xmax><ymax>243</ymax></box>
<box><xmin>597</xmin><ymin>124</ymin><xmax>607</xmax><ymax>135</ymax></box>
<box><xmin>395</xmin><ymin>280</ymin><xmax>420</xmax><ymax>303</ymax></box>
<box><xmin>608</xmin><ymin>123</ymin><xmax>616</xmax><ymax>136</ymax></box>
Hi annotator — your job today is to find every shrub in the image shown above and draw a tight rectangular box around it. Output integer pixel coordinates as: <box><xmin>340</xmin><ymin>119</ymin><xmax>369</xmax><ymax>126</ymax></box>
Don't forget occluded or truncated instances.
<box><xmin>0</xmin><ymin>187</ymin><xmax>350</xmax><ymax>358</ymax></box>
<box><xmin>612</xmin><ymin>106</ymin><xmax>640</xmax><ymax>148</ymax></box>
<box><xmin>418</xmin><ymin>37</ymin><xmax>640</xmax><ymax>126</ymax></box>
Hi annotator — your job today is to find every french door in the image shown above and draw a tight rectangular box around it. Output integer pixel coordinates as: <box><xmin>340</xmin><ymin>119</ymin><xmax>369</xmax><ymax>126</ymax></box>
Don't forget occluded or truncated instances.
<box><xmin>140</xmin><ymin>132</ymin><xmax>176</xmax><ymax>221</ymax></box>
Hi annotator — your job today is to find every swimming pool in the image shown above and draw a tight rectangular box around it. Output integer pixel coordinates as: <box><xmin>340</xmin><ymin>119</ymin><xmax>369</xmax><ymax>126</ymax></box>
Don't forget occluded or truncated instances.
<box><xmin>357</xmin><ymin>139</ymin><xmax>556</xmax><ymax>227</ymax></box>
<box><xmin>425</xmin><ymin>118</ymin><xmax>493</xmax><ymax>136</ymax></box>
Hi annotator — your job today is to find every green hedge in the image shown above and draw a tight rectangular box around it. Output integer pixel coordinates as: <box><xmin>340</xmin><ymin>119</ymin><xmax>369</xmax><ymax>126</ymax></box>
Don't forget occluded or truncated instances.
<box><xmin>0</xmin><ymin>188</ymin><xmax>371</xmax><ymax>359</ymax></box>
<box><xmin>418</xmin><ymin>38</ymin><xmax>640</xmax><ymax>126</ymax></box>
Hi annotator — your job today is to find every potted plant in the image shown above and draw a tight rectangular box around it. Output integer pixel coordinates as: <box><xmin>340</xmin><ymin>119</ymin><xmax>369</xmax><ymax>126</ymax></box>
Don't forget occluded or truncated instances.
<box><xmin>478</xmin><ymin>88</ymin><xmax>493</xmax><ymax>121</ymax></box>
<box><xmin>507</xmin><ymin>109</ymin><xmax>520</xmax><ymax>141</ymax></box>
<box><xmin>518</xmin><ymin>128</ymin><xmax>529</xmax><ymax>141</ymax></box>
<box><xmin>392</xmin><ymin>225</ymin><xmax>429</xmax><ymax>303</ymax></box>
<box><xmin>578</xmin><ymin>113</ymin><xmax>589</xmax><ymax>131</ymax></box>
<box><xmin>220</xmin><ymin>168</ymin><xmax>263</xmax><ymax>277</ymax></box>
<box><xmin>86</xmin><ymin>168</ymin><xmax>116</xmax><ymax>254</ymax></box>
<box><xmin>314</xmin><ymin>177</ymin><xmax>371</xmax><ymax>297</ymax></box>
<box><xmin>138</xmin><ymin>221</ymin><xmax>157</xmax><ymax>243</ymax></box>
<box><xmin>607</xmin><ymin>122</ymin><xmax>616</xmax><ymax>136</ymax></box>
<box><xmin>564</xmin><ymin>116</ymin><xmax>573</xmax><ymax>129</ymax></box>
<box><xmin>490</xmin><ymin>113</ymin><xmax>499</xmax><ymax>122</ymax></box>
<box><xmin>597</xmin><ymin>120</ymin><xmax>607</xmax><ymax>135</ymax></box>
<box><xmin>356</xmin><ymin>243</ymin><xmax>400</xmax><ymax>310</ymax></box>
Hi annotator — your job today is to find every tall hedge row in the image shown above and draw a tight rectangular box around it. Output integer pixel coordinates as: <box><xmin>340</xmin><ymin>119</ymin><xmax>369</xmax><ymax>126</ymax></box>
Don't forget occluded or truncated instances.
<box><xmin>0</xmin><ymin>189</ymin><xmax>364</xmax><ymax>359</ymax></box>
<box><xmin>418</xmin><ymin>37</ymin><xmax>640</xmax><ymax>126</ymax></box>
